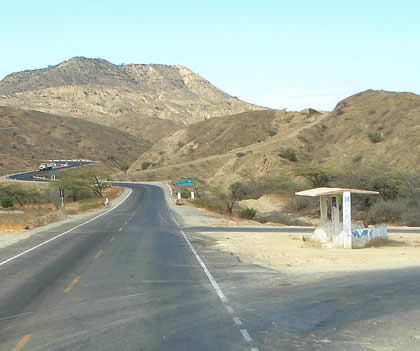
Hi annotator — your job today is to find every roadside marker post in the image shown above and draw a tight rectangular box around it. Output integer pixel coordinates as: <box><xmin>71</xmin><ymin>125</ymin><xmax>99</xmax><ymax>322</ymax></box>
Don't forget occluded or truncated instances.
<box><xmin>60</xmin><ymin>189</ymin><xmax>66</xmax><ymax>218</ymax></box>
<box><xmin>191</xmin><ymin>191</ymin><xmax>195</xmax><ymax>199</ymax></box>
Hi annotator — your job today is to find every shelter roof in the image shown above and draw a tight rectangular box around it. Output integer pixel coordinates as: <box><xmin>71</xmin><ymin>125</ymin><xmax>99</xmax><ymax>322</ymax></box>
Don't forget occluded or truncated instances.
<box><xmin>295</xmin><ymin>187</ymin><xmax>379</xmax><ymax>197</ymax></box>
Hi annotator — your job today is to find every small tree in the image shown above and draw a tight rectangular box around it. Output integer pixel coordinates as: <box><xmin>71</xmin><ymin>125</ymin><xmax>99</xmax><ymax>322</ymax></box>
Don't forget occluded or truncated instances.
<box><xmin>223</xmin><ymin>182</ymin><xmax>246</xmax><ymax>216</ymax></box>
<box><xmin>293</xmin><ymin>165</ymin><xmax>336</xmax><ymax>187</ymax></box>
<box><xmin>1</xmin><ymin>198</ymin><xmax>13</xmax><ymax>208</ymax></box>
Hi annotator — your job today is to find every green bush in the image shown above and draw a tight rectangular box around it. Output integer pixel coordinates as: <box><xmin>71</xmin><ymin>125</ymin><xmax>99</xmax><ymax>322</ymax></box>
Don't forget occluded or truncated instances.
<box><xmin>279</xmin><ymin>148</ymin><xmax>297</xmax><ymax>162</ymax></box>
<box><xmin>141</xmin><ymin>161</ymin><xmax>151</xmax><ymax>170</ymax></box>
<box><xmin>335</xmin><ymin>108</ymin><xmax>344</xmax><ymax>116</ymax></box>
<box><xmin>1</xmin><ymin>198</ymin><xmax>13</xmax><ymax>208</ymax></box>
<box><xmin>368</xmin><ymin>131</ymin><xmax>384</xmax><ymax>143</ymax></box>
<box><xmin>239</xmin><ymin>207</ymin><xmax>256</xmax><ymax>219</ymax></box>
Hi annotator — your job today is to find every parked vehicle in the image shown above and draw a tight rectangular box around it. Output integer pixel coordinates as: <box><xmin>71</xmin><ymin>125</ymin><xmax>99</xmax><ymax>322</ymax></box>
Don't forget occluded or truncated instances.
<box><xmin>39</xmin><ymin>163</ymin><xmax>54</xmax><ymax>171</ymax></box>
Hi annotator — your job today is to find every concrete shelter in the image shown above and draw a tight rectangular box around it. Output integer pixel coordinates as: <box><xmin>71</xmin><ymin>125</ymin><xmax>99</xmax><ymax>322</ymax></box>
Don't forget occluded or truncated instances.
<box><xmin>295</xmin><ymin>187</ymin><xmax>387</xmax><ymax>249</ymax></box>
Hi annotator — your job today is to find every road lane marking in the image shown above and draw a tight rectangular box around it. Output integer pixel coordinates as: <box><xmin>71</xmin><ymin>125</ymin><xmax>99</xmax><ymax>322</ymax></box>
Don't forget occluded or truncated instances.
<box><xmin>94</xmin><ymin>250</ymin><xmax>103</xmax><ymax>259</ymax></box>
<box><xmin>64</xmin><ymin>276</ymin><xmax>80</xmax><ymax>293</ymax></box>
<box><xmin>110</xmin><ymin>236</ymin><xmax>115</xmax><ymax>243</ymax></box>
<box><xmin>233</xmin><ymin>317</ymin><xmax>242</xmax><ymax>326</ymax></box>
<box><xmin>12</xmin><ymin>335</ymin><xmax>32</xmax><ymax>351</ymax></box>
<box><xmin>118</xmin><ymin>227</ymin><xmax>123</xmax><ymax>232</ymax></box>
<box><xmin>176</xmin><ymin>226</ymin><xmax>227</xmax><ymax>302</ymax></box>
<box><xmin>226</xmin><ymin>305</ymin><xmax>234</xmax><ymax>314</ymax></box>
<box><xmin>240</xmin><ymin>329</ymin><xmax>253</xmax><ymax>343</ymax></box>
<box><xmin>168</xmin><ymin>206</ymin><xmax>259</xmax><ymax>351</ymax></box>
<box><xmin>0</xmin><ymin>189</ymin><xmax>132</xmax><ymax>267</ymax></box>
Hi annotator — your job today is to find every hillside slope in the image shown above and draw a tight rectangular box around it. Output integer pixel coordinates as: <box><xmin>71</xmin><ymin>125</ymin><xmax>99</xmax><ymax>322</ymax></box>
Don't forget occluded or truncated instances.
<box><xmin>296</xmin><ymin>90</ymin><xmax>420</xmax><ymax>168</ymax></box>
<box><xmin>127</xmin><ymin>108</ymin><xmax>325</xmax><ymax>183</ymax></box>
<box><xmin>126</xmin><ymin>90</ymin><xmax>420</xmax><ymax>187</ymax></box>
<box><xmin>0</xmin><ymin>106</ymin><xmax>150</xmax><ymax>175</ymax></box>
<box><xmin>0</xmin><ymin>57</ymin><xmax>264</xmax><ymax>134</ymax></box>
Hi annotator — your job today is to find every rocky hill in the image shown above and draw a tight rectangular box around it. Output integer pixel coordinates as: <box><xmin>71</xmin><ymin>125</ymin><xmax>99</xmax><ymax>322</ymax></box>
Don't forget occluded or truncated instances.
<box><xmin>127</xmin><ymin>108</ymin><xmax>325</xmax><ymax>184</ymax></box>
<box><xmin>0</xmin><ymin>57</ymin><xmax>264</xmax><ymax>138</ymax></box>
<box><xmin>125</xmin><ymin>90</ymin><xmax>420</xmax><ymax>186</ymax></box>
<box><xmin>296</xmin><ymin>90</ymin><xmax>420</xmax><ymax>169</ymax></box>
<box><xmin>0</xmin><ymin>106</ymin><xmax>150</xmax><ymax>175</ymax></box>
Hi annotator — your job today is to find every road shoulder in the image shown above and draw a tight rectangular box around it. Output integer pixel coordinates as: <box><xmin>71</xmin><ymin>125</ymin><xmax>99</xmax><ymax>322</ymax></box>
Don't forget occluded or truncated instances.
<box><xmin>0</xmin><ymin>187</ymin><xmax>131</xmax><ymax>262</ymax></box>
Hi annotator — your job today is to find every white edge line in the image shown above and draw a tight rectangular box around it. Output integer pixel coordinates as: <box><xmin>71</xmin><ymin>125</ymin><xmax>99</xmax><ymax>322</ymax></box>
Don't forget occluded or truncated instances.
<box><xmin>0</xmin><ymin>188</ymin><xmax>132</xmax><ymax>267</ymax></box>
<box><xmin>226</xmin><ymin>305</ymin><xmax>234</xmax><ymax>314</ymax></box>
<box><xmin>166</xmin><ymin>195</ymin><xmax>228</xmax><ymax>303</ymax></box>
<box><xmin>166</xmin><ymin>184</ymin><xmax>260</xmax><ymax>351</ymax></box>
<box><xmin>233</xmin><ymin>317</ymin><xmax>243</xmax><ymax>326</ymax></box>
<box><xmin>240</xmin><ymin>329</ymin><xmax>253</xmax><ymax>343</ymax></box>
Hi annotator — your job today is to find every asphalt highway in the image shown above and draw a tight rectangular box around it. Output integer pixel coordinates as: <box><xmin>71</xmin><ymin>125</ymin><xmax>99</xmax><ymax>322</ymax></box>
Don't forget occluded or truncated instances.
<box><xmin>0</xmin><ymin>184</ymin><xmax>252</xmax><ymax>351</ymax></box>
<box><xmin>1</xmin><ymin>181</ymin><xmax>420</xmax><ymax>350</ymax></box>
<box><xmin>6</xmin><ymin>161</ymin><xmax>93</xmax><ymax>181</ymax></box>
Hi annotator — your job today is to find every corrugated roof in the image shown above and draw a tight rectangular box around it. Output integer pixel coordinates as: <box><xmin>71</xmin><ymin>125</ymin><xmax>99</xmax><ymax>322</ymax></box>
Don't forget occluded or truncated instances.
<box><xmin>295</xmin><ymin>187</ymin><xmax>379</xmax><ymax>197</ymax></box>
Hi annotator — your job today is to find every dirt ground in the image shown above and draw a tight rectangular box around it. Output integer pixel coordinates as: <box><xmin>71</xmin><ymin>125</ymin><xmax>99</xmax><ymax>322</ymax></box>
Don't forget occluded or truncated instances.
<box><xmin>209</xmin><ymin>231</ymin><xmax>420</xmax><ymax>275</ymax></box>
<box><xmin>171</xmin><ymin>192</ymin><xmax>420</xmax><ymax>276</ymax></box>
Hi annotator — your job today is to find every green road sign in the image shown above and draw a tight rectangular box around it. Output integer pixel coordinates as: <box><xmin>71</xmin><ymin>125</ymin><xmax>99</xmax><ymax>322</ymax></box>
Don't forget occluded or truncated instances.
<box><xmin>177</xmin><ymin>179</ymin><xmax>194</xmax><ymax>187</ymax></box>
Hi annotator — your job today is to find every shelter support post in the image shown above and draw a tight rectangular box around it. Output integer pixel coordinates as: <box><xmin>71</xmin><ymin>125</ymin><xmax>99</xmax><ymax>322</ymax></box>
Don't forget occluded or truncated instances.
<box><xmin>320</xmin><ymin>196</ymin><xmax>328</xmax><ymax>227</ymax></box>
<box><xmin>331</xmin><ymin>196</ymin><xmax>341</xmax><ymax>236</ymax></box>
<box><xmin>342</xmin><ymin>191</ymin><xmax>352</xmax><ymax>249</ymax></box>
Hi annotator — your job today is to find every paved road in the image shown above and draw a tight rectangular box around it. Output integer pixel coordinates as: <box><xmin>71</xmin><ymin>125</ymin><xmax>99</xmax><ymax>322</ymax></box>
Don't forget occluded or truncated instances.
<box><xmin>6</xmin><ymin>161</ymin><xmax>93</xmax><ymax>181</ymax></box>
<box><xmin>1</xmin><ymin>182</ymin><xmax>420</xmax><ymax>350</ymax></box>
<box><xmin>0</xmin><ymin>184</ymin><xmax>252</xmax><ymax>351</ymax></box>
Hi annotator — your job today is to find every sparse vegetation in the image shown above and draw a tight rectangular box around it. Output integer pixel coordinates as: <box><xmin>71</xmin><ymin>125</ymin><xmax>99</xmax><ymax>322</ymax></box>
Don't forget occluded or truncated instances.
<box><xmin>293</xmin><ymin>165</ymin><xmax>336</xmax><ymax>187</ymax></box>
<box><xmin>368</xmin><ymin>131</ymin><xmax>384</xmax><ymax>143</ymax></box>
<box><xmin>239</xmin><ymin>207</ymin><xmax>256</xmax><ymax>219</ymax></box>
<box><xmin>141</xmin><ymin>161</ymin><xmax>151</xmax><ymax>170</ymax></box>
<box><xmin>1</xmin><ymin>198</ymin><xmax>13</xmax><ymax>208</ymax></box>
<box><xmin>279</xmin><ymin>148</ymin><xmax>297</xmax><ymax>162</ymax></box>
<box><xmin>335</xmin><ymin>108</ymin><xmax>344</xmax><ymax>116</ymax></box>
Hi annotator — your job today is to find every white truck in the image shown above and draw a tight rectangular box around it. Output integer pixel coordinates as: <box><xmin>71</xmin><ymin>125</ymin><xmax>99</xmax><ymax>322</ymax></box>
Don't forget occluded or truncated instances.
<box><xmin>39</xmin><ymin>163</ymin><xmax>54</xmax><ymax>171</ymax></box>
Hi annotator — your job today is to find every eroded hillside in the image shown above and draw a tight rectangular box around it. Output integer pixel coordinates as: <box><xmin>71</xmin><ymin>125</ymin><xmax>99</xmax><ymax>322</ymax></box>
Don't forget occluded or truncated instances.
<box><xmin>0</xmin><ymin>57</ymin><xmax>264</xmax><ymax>137</ymax></box>
<box><xmin>0</xmin><ymin>106</ymin><xmax>150</xmax><ymax>175</ymax></box>
<box><xmin>296</xmin><ymin>90</ymin><xmax>420</xmax><ymax>168</ymax></box>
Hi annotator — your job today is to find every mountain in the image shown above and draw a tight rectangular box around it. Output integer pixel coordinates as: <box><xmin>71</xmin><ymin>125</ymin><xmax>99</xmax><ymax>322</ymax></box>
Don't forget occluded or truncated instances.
<box><xmin>125</xmin><ymin>90</ymin><xmax>420</xmax><ymax>186</ymax></box>
<box><xmin>0</xmin><ymin>57</ymin><xmax>264</xmax><ymax>138</ymax></box>
<box><xmin>0</xmin><ymin>106</ymin><xmax>150</xmax><ymax>175</ymax></box>
<box><xmin>296</xmin><ymin>90</ymin><xmax>420</xmax><ymax>168</ymax></box>
<box><xmin>126</xmin><ymin>109</ymin><xmax>325</xmax><ymax>184</ymax></box>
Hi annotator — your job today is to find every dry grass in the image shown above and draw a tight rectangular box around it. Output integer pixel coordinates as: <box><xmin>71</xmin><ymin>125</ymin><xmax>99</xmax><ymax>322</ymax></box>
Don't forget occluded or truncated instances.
<box><xmin>0</xmin><ymin>186</ymin><xmax>122</xmax><ymax>234</ymax></box>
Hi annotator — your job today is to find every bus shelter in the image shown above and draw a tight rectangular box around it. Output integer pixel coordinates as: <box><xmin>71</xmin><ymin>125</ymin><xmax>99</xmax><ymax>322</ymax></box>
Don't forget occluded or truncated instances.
<box><xmin>295</xmin><ymin>187</ymin><xmax>388</xmax><ymax>249</ymax></box>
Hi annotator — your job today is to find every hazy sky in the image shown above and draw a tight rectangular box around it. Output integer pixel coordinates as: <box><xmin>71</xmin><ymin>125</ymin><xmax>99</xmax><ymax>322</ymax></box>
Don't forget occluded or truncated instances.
<box><xmin>1</xmin><ymin>0</ymin><xmax>419</xmax><ymax>111</ymax></box>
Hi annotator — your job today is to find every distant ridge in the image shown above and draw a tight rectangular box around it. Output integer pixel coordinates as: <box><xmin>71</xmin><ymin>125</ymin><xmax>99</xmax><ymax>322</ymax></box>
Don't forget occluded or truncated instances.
<box><xmin>0</xmin><ymin>57</ymin><xmax>265</xmax><ymax>130</ymax></box>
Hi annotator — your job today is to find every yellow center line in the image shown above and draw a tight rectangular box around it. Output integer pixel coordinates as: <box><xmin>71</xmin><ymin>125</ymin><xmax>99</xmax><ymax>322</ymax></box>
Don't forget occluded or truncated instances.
<box><xmin>64</xmin><ymin>276</ymin><xmax>80</xmax><ymax>293</ymax></box>
<box><xmin>94</xmin><ymin>249</ymin><xmax>103</xmax><ymax>259</ymax></box>
<box><xmin>12</xmin><ymin>334</ymin><xmax>32</xmax><ymax>351</ymax></box>
<box><xmin>110</xmin><ymin>236</ymin><xmax>115</xmax><ymax>243</ymax></box>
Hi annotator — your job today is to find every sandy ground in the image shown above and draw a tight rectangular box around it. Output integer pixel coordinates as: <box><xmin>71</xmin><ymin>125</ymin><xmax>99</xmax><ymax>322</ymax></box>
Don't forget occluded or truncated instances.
<box><xmin>166</xmin><ymin>186</ymin><xmax>420</xmax><ymax>276</ymax></box>
<box><xmin>212</xmin><ymin>232</ymin><xmax>420</xmax><ymax>275</ymax></box>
